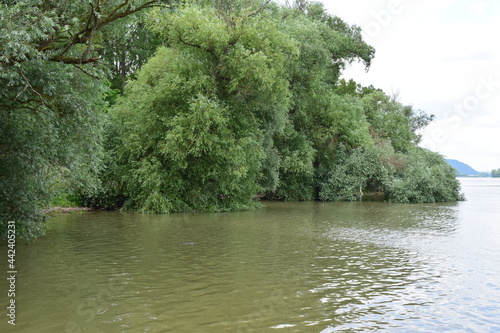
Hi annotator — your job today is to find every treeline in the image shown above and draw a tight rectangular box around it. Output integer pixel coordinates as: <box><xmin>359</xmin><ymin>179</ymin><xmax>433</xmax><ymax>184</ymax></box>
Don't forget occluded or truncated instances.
<box><xmin>0</xmin><ymin>0</ymin><xmax>463</xmax><ymax>240</ymax></box>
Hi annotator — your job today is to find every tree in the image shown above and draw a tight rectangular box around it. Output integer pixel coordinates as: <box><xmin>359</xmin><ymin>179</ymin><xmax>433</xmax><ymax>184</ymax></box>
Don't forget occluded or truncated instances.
<box><xmin>492</xmin><ymin>169</ymin><xmax>500</xmax><ymax>178</ymax></box>
<box><xmin>102</xmin><ymin>0</ymin><xmax>462</xmax><ymax>208</ymax></box>
<box><xmin>271</xmin><ymin>2</ymin><xmax>375</xmax><ymax>200</ymax></box>
<box><xmin>1</xmin><ymin>0</ymin><xmax>165</xmax><ymax>67</ymax></box>
<box><xmin>107</xmin><ymin>2</ymin><xmax>298</xmax><ymax>212</ymax></box>
<box><xmin>360</xmin><ymin>90</ymin><xmax>433</xmax><ymax>153</ymax></box>
<box><xmin>317</xmin><ymin>144</ymin><xmax>379</xmax><ymax>201</ymax></box>
<box><xmin>0</xmin><ymin>60</ymin><xmax>106</xmax><ymax>240</ymax></box>
<box><xmin>98</xmin><ymin>13</ymin><xmax>162</xmax><ymax>92</ymax></box>
<box><xmin>0</xmin><ymin>0</ymin><xmax>170</xmax><ymax>240</ymax></box>
<box><xmin>385</xmin><ymin>148</ymin><xmax>464</xmax><ymax>203</ymax></box>
<box><xmin>273</xmin><ymin>123</ymin><xmax>316</xmax><ymax>201</ymax></box>
<box><xmin>2</xmin><ymin>0</ymin><xmax>464</xmax><ymax>240</ymax></box>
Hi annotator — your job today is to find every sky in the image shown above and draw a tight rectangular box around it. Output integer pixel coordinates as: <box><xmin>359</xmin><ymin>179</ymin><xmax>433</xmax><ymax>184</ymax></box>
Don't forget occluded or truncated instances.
<box><xmin>319</xmin><ymin>0</ymin><xmax>500</xmax><ymax>171</ymax></box>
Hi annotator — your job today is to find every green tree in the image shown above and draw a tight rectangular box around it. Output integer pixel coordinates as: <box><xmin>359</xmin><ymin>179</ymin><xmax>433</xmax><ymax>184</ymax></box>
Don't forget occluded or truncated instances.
<box><xmin>0</xmin><ymin>0</ymin><xmax>170</xmax><ymax>240</ymax></box>
<box><xmin>271</xmin><ymin>2</ymin><xmax>375</xmax><ymax>200</ymax></box>
<box><xmin>98</xmin><ymin>13</ymin><xmax>163</xmax><ymax>92</ymax></box>
<box><xmin>105</xmin><ymin>1</ymin><xmax>460</xmax><ymax>207</ymax></box>
<box><xmin>335</xmin><ymin>78</ymin><xmax>383</xmax><ymax>97</ymax></box>
<box><xmin>492</xmin><ymin>169</ymin><xmax>500</xmax><ymax>178</ymax></box>
<box><xmin>361</xmin><ymin>90</ymin><xmax>433</xmax><ymax>153</ymax></box>
<box><xmin>0</xmin><ymin>61</ymin><xmax>106</xmax><ymax>240</ymax></box>
<box><xmin>108</xmin><ymin>2</ymin><xmax>298</xmax><ymax>212</ymax></box>
<box><xmin>273</xmin><ymin>124</ymin><xmax>316</xmax><ymax>201</ymax></box>
<box><xmin>317</xmin><ymin>144</ymin><xmax>379</xmax><ymax>201</ymax></box>
<box><xmin>385</xmin><ymin>148</ymin><xmax>464</xmax><ymax>203</ymax></box>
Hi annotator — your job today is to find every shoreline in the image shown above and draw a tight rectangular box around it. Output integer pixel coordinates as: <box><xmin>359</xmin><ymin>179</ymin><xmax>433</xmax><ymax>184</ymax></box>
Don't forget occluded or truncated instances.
<box><xmin>43</xmin><ymin>206</ymin><xmax>94</xmax><ymax>214</ymax></box>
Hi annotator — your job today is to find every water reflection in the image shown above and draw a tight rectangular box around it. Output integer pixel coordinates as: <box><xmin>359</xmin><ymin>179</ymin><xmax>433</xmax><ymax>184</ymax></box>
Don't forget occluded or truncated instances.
<box><xmin>307</xmin><ymin>242</ymin><xmax>445</xmax><ymax>332</ymax></box>
<box><xmin>1</xmin><ymin>179</ymin><xmax>499</xmax><ymax>332</ymax></box>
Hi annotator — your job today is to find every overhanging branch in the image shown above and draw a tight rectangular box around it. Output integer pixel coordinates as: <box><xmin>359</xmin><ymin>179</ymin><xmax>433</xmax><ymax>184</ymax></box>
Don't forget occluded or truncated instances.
<box><xmin>43</xmin><ymin>1</ymin><xmax>167</xmax><ymax>65</ymax></box>
<box><xmin>50</xmin><ymin>56</ymin><xmax>100</xmax><ymax>64</ymax></box>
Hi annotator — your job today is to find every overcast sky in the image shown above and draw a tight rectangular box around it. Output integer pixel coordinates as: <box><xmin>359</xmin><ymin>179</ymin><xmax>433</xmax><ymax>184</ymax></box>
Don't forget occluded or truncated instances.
<box><xmin>319</xmin><ymin>0</ymin><xmax>500</xmax><ymax>171</ymax></box>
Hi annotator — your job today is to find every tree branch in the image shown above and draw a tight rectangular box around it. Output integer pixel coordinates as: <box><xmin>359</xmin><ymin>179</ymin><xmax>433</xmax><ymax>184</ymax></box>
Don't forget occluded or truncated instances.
<box><xmin>18</xmin><ymin>70</ymin><xmax>47</xmax><ymax>107</ymax></box>
<box><xmin>50</xmin><ymin>56</ymin><xmax>100</xmax><ymax>64</ymax></box>
<box><xmin>42</xmin><ymin>1</ymin><xmax>166</xmax><ymax>65</ymax></box>
<box><xmin>73</xmin><ymin>64</ymin><xmax>101</xmax><ymax>79</ymax></box>
<box><xmin>176</xmin><ymin>32</ymin><xmax>218</xmax><ymax>58</ymax></box>
<box><xmin>247</xmin><ymin>0</ymin><xmax>272</xmax><ymax>18</ymax></box>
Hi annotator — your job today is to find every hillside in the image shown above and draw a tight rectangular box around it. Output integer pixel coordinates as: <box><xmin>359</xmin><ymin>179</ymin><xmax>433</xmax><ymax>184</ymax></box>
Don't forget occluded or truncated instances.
<box><xmin>446</xmin><ymin>159</ymin><xmax>479</xmax><ymax>176</ymax></box>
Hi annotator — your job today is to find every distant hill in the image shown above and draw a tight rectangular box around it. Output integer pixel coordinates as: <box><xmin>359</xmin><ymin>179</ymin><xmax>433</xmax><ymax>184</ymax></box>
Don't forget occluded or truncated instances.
<box><xmin>446</xmin><ymin>159</ymin><xmax>479</xmax><ymax>176</ymax></box>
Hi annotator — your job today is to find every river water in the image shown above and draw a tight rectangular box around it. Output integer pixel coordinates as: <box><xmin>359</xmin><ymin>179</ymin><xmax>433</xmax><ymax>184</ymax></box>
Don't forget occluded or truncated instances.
<box><xmin>1</xmin><ymin>178</ymin><xmax>499</xmax><ymax>332</ymax></box>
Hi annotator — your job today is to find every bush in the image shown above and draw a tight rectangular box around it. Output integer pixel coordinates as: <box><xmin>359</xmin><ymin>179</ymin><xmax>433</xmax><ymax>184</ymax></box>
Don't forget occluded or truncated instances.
<box><xmin>385</xmin><ymin>148</ymin><xmax>464</xmax><ymax>203</ymax></box>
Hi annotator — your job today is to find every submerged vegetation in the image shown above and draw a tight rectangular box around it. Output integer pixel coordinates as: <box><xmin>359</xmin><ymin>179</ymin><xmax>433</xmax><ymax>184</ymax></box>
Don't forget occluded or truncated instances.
<box><xmin>1</xmin><ymin>0</ymin><xmax>463</xmax><ymax>240</ymax></box>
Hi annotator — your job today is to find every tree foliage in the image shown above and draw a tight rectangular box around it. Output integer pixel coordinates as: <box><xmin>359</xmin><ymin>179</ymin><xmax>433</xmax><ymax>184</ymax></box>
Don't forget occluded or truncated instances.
<box><xmin>385</xmin><ymin>148</ymin><xmax>465</xmax><ymax>203</ymax></box>
<box><xmin>98</xmin><ymin>12</ymin><xmax>162</xmax><ymax>91</ymax></box>
<box><xmin>0</xmin><ymin>60</ymin><xmax>106</xmax><ymax>240</ymax></box>
<box><xmin>0</xmin><ymin>0</ymin><xmax>170</xmax><ymax>240</ymax></box>
<box><xmin>105</xmin><ymin>3</ymin><xmax>298</xmax><ymax>212</ymax></box>
<box><xmin>1</xmin><ymin>0</ymin><xmax>165</xmax><ymax>67</ymax></box>
<box><xmin>1</xmin><ymin>0</ymin><xmax>464</xmax><ymax>240</ymax></box>
<box><xmin>97</xmin><ymin>0</ymin><xmax>463</xmax><ymax>212</ymax></box>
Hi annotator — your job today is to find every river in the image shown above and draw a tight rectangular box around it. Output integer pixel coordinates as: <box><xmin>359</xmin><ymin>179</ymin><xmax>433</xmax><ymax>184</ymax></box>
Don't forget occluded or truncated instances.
<box><xmin>1</xmin><ymin>178</ymin><xmax>499</xmax><ymax>332</ymax></box>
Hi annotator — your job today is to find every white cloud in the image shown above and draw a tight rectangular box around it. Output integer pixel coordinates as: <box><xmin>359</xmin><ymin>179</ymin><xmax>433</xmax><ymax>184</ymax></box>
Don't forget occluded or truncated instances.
<box><xmin>421</xmin><ymin>121</ymin><xmax>500</xmax><ymax>171</ymax></box>
<box><xmin>321</xmin><ymin>0</ymin><xmax>500</xmax><ymax>170</ymax></box>
<box><xmin>469</xmin><ymin>0</ymin><xmax>487</xmax><ymax>15</ymax></box>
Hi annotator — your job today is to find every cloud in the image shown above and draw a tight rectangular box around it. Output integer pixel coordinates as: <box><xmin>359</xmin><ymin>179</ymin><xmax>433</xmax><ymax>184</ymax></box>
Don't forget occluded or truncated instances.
<box><xmin>322</xmin><ymin>0</ymin><xmax>500</xmax><ymax>170</ymax></box>
<box><xmin>421</xmin><ymin>119</ymin><xmax>500</xmax><ymax>171</ymax></box>
<box><xmin>443</xmin><ymin>50</ymin><xmax>497</xmax><ymax>64</ymax></box>
<box><xmin>469</xmin><ymin>0</ymin><xmax>487</xmax><ymax>15</ymax></box>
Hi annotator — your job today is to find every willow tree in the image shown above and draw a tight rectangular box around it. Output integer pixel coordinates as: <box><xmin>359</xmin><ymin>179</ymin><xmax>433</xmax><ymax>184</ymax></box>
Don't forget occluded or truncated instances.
<box><xmin>272</xmin><ymin>2</ymin><xmax>376</xmax><ymax>200</ymax></box>
<box><xmin>108</xmin><ymin>1</ymin><xmax>463</xmax><ymax>209</ymax></box>
<box><xmin>0</xmin><ymin>0</ymin><xmax>170</xmax><ymax>240</ymax></box>
<box><xmin>109</xmin><ymin>2</ymin><xmax>298</xmax><ymax>212</ymax></box>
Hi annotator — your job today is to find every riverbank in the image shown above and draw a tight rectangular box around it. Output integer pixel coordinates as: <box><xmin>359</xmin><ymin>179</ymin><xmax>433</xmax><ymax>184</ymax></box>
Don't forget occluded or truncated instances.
<box><xmin>43</xmin><ymin>206</ymin><xmax>94</xmax><ymax>214</ymax></box>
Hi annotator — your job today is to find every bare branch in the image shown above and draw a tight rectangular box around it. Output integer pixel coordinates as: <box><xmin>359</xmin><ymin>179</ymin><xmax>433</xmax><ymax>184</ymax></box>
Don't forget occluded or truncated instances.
<box><xmin>104</xmin><ymin>0</ymin><xmax>131</xmax><ymax>23</ymax></box>
<box><xmin>18</xmin><ymin>69</ymin><xmax>47</xmax><ymax>107</ymax></box>
<box><xmin>73</xmin><ymin>64</ymin><xmax>101</xmax><ymax>79</ymax></box>
<box><xmin>46</xmin><ymin>1</ymin><xmax>165</xmax><ymax>65</ymax></box>
<box><xmin>175</xmin><ymin>32</ymin><xmax>218</xmax><ymax>58</ymax></box>
<box><xmin>101</xmin><ymin>0</ymin><xmax>161</xmax><ymax>26</ymax></box>
<box><xmin>14</xmin><ymin>84</ymin><xmax>29</xmax><ymax>101</ymax></box>
<box><xmin>247</xmin><ymin>0</ymin><xmax>272</xmax><ymax>18</ymax></box>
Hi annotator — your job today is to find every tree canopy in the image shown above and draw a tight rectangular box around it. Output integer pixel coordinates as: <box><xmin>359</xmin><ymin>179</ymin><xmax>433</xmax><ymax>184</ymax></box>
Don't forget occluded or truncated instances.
<box><xmin>0</xmin><ymin>0</ymin><xmax>170</xmax><ymax>239</ymax></box>
<box><xmin>492</xmin><ymin>169</ymin><xmax>500</xmax><ymax>178</ymax></box>
<box><xmin>1</xmin><ymin>0</ymin><xmax>464</xmax><ymax>240</ymax></box>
